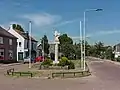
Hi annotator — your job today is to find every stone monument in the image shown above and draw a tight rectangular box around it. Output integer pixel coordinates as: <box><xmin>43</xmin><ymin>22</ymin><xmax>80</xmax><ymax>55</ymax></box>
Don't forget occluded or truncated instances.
<box><xmin>53</xmin><ymin>30</ymin><xmax>60</xmax><ymax>64</ymax></box>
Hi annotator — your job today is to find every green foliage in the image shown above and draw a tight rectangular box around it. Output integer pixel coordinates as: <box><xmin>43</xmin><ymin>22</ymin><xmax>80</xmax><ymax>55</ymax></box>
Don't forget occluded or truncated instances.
<box><xmin>117</xmin><ymin>57</ymin><xmax>120</xmax><ymax>62</ymax></box>
<box><xmin>58</xmin><ymin>57</ymin><xmax>75</xmax><ymax>69</ymax></box>
<box><xmin>41</xmin><ymin>59</ymin><xmax>52</xmax><ymax>66</ymax></box>
<box><xmin>59</xmin><ymin>34</ymin><xmax>73</xmax><ymax>44</ymax></box>
<box><xmin>12</xmin><ymin>24</ymin><xmax>24</xmax><ymax>32</ymax></box>
<box><xmin>68</xmin><ymin>61</ymin><xmax>75</xmax><ymax>69</ymax></box>
<box><xmin>59</xmin><ymin>34</ymin><xmax>74</xmax><ymax>58</ymax></box>
<box><xmin>58</xmin><ymin>57</ymin><xmax>69</xmax><ymax>66</ymax></box>
<box><xmin>104</xmin><ymin>46</ymin><xmax>113</xmax><ymax>59</ymax></box>
<box><xmin>41</xmin><ymin>35</ymin><xmax>50</xmax><ymax>55</ymax></box>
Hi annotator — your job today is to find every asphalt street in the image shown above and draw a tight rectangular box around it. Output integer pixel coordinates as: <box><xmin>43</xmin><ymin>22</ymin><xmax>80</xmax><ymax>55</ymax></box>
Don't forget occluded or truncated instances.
<box><xmin>0</xmin><ymin>58</ymin><xmax>120</xmax><ymax>90</ymax></box>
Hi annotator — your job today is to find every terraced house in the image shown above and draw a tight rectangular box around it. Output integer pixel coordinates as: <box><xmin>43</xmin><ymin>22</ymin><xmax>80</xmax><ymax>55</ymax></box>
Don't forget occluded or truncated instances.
<box><xmin>0</xmin><ymin>26</ymin><xmax>17</xmax><ymax>62</ymax></box>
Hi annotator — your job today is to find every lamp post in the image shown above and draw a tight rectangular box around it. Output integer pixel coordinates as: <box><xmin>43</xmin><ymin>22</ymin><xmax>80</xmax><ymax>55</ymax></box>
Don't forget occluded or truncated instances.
<box><xmin>29</xmin><ymin>21</ymin><xmax>32</xmax><ymax>68</ymax></box>
<box><xmin>79</xmin><ymin>21</ymin><xmax>83</xmax><ymax>69</ymax></box>
<box><xmin>83</xmin><ymin>8</ymin><xmax>103</xmax><ymax>71</ymax></box>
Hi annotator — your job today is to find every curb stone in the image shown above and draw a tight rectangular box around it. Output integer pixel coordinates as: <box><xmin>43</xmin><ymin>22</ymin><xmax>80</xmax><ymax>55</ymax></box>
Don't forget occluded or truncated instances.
<box><xmin>0</xmin><ymin>63</ymin><xmax>22</xmax><ymax>67</ymax></box>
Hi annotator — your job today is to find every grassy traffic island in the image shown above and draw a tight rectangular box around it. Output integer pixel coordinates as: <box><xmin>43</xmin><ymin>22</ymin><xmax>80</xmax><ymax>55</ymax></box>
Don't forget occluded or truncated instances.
<box><xmin>6</xmin><ymin>57</ymin><xmax>91</xmax><ymax>79</ymax></box>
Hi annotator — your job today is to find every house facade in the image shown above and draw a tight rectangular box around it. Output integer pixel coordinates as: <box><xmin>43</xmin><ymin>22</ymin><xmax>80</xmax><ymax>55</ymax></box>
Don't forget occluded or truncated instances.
<box><xmin>0</xmin><ymin>26</ymin><xmax>17</xmax><ymax>61</ymax></box>
<box><xmin>8</xmin><ymin>25</ymin><xmax>38</xmax><ymax>61</ymax></box>
<box><xmin>36</xmin><ymin>43</ymin><xmax>42</xmax><ymax>57</ymax></box>
<box><xmin>113</xmin><ymin>43</ymin><xmax>120</xmax><ymax>58</ymax></box>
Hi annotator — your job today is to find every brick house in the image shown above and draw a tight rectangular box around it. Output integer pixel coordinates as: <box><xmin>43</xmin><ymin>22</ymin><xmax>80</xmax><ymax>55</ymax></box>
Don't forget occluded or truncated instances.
<box><xmin>0</xmin><ymin>26</ymin><xmax>17</xmax><ymax>62</ymax></box>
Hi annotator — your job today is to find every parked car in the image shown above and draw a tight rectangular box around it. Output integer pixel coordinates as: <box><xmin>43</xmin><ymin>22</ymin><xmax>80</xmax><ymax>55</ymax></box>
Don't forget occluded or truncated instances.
<box><xmin>35</xmin><ymin>56</ymin><xmax>45</xmax><ymax>62</ymax></box>
<box><xmin>24</xmin><ymin>57</ymin><xmax>36</xmax><ymax>64</ymax></box>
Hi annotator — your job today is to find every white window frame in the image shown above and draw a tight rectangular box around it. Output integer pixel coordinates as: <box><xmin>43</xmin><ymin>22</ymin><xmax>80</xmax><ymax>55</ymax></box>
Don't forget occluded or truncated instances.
<box><xmin>8</xmin><ymin>50</ymin><xmax>13</xmax><ymax>60</ymax></box>
<box><xmin>9</xmin><ymin>39</ymin><xmax>12</xmax><ymax>45</ymax></box>
<box><xmin>19</xmin><ymin>42</ymin><xmax>21</xmax><ymax>47</ymax></box>
<box><xmin>0</xmin><ymin>37</ymin><xmax>3</xmax><ymax>44</ymax></box>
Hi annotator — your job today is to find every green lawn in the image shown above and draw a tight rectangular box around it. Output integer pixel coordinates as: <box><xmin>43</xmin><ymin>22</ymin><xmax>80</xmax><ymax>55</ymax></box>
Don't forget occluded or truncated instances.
<box><xmin>69</xmin><ymin>60</ymin><xmax>82</xmax><ymax>68</ymax></box>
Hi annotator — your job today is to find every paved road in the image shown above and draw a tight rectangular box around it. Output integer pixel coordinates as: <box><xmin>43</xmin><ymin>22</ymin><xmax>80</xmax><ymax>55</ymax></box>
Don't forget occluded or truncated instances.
<box><xmin>0</xmin><ymin>59</ymin><xmax>120</xmax><ymax>90</ymax></box>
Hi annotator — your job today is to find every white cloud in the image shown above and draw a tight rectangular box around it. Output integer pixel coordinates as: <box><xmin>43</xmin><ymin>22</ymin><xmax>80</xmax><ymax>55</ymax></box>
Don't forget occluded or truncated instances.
<box><xmin>88</xmin><ymin>30</ymin><xmax>120</xmax><ymax>37</ymax></box>
<box><xmin>21</xmin><ymin>13</ymin><xmax>62</xmax><ymax>27</ymax></box>
<box><xmin>53</xmin><ymin>18</ymin><xmax>80</xmax><ymax>27</ymax></box>
<box><xmin>71</xmin><ymin>30</ymin><xmax>120</xmax><ymax>39</ymax></box>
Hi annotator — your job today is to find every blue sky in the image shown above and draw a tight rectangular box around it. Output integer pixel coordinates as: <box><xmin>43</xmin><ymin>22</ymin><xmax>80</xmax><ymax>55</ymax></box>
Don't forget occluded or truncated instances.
<box><xmin>1</xmin><ymin>0</ymin><xmax>120</xmax><ymax>45</ymax></box>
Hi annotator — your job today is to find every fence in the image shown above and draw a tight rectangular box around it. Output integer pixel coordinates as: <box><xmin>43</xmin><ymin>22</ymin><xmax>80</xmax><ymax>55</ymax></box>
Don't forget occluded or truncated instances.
<box><xmin>52</xmin><ymin>70</ymin><xmax>90</xmax><ymax>78</ymax></box>
<box><xmin>6</xmin><ymin>68</ymin><xmax>33</xmax><ymax>77</ymax></box>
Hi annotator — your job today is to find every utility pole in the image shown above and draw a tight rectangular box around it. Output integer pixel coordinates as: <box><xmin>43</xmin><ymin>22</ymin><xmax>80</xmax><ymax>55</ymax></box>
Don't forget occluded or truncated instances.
<box><xmin>79</xmin><ymin>21</ymin><xmax>83</xmax><ymax>69</ymax></box>
<box><xmin>29</xmin><ymin>21</ymin><xmax>32</xmax><ymax>68</ymax></box>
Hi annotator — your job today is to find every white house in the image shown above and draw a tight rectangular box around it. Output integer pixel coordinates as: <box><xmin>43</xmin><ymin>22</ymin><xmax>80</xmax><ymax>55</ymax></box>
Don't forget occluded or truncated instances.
<box><xmin>113</xmin><ymin>43</ymin><xmax>120</xmax><ymax>58</ymax></box>
<box><xmin>8</xmin><ymin>24</ymin><xmax>38</xmax><ymax>61</ymax></box>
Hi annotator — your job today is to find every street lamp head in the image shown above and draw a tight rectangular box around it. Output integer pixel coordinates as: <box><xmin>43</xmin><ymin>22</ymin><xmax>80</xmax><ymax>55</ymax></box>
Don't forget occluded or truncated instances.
<box><xmin>85</xmin><ymin>8</ymin><xmax>103</xmax><ymax>12</ymax></box>
<box><xmin>95</xmin><ymin>9</ymin><xmax>103</xmax><ymax>11</ymax></box>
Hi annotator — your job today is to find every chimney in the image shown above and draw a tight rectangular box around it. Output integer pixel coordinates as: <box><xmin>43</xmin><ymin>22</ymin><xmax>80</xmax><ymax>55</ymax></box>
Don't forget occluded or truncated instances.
<box><xmin>9</xmin><ymin>24</ymin><xmax>13</xmax><ymax>30</ymax></box>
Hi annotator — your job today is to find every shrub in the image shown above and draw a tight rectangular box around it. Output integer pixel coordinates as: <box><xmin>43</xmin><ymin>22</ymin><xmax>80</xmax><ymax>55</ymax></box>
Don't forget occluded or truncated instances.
<box><xmin>41</xmin><ymin>59</ymin><xmax>53</xmax><ymax>66</ymax></box>
<box><xmin>68</xmin><ymin>61</ymin><xmax>75</xmax><ymax>69</ymax></box>
<box><xmin>117</xmin><ymin>57</ymin><xmax>120</xmax><ymax>62</ymax></box>
<box><xmin>58</xmin><ymin>57</ymin><xmax>69</xmax><ymax>66</ymax></box>
<box><xmin>58</xmin><ymin>57</ymin><xmax>75</xmax><ymax>69</ymax></box>
<box><xmin>61</xmin><ymin>57</ymin><xmax>68</xmax><ymax>61</ymax></box>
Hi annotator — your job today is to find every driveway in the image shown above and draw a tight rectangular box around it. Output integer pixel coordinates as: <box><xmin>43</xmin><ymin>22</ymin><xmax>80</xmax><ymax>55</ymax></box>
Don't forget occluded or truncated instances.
<box><xmin>0</xmin><ymin>59</ymin><xmax>120</xmax><ymax>90</ymax></box>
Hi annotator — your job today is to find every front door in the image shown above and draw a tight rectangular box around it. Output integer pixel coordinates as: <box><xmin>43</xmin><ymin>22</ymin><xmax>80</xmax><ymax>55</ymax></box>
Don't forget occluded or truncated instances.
<box><xmin>18</xmin><ymin>52</ymin><xmax>23</xmax><ymax>60</ymax></box>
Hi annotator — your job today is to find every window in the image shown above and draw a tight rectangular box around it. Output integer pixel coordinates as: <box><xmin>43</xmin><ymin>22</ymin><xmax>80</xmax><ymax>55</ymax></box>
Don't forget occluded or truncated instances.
<box><xmin>27</xmin><ymin>40</ymin><xmax>29</xmax><ymax>48</ymax></box>
<box><xmin>0</xmin><ymin>49</ymin><xmax>4</xmax><ymax>60</ymax></box>
<box><xmin>19</xmin><ymin>42</ymin><xmax>21</xmax><ymax>47</ymax></box>
<box><xmin>8</xmin><ymin>50</ymin><xmax>13</xmax><ymax>60</ymax></box>
<box><xmin>0</xmin><ymin>37</ymin><xmax>3</xmax><ymax>44</ymax></box>
<box><xmin>9</xmin><ymin>39</ymin><xmax>12</xmax><ymax>45</ymax></box>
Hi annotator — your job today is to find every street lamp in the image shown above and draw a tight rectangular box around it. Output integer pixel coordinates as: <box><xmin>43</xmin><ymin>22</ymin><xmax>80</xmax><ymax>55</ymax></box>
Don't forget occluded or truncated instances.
<box><xmin>29</xmin><ymin>21</ymin><xmax>32</xmax><ymax>68</ymax></box>
<box><xmin>79</xmin><ymin>21</ymin><xmax>83</xmax><ymax>69</ymax></box>
<box><xmin>83</xmin><ymin>8</ymin><xmax>103</xmax><ymax>71</ymax></box>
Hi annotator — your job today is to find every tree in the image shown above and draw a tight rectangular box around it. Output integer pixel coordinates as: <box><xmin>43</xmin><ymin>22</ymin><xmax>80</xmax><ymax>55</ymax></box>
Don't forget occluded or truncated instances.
<box><xmin>88</xmin><ymin>45</ymin><xmax>97</xmax><ymax>57</ymax></box>
<box><xmin>104</xmin><ymin>46</ymin><xmax>113</xmax><ymax>59</ymax></box>
<box><xmin>59</xmin><ymin>34</ymin><xmax>74</xmax><ymax>59</ymax></box>
<box><xmin>41</xmin><ymin>35</ymin><xmax>50</xmax><ymax>56</ymax></box>
<box><xmin>59</xmin><ymin>34</ymin><xmax>73</xmax><ymax>45</ymax></box>
<box><xmin>75</xmin><ymin>43</ymin><xmax>81</xmax><ymax>59</ymax></box>
<box><xmin>74</xmin><ymin>40</ymin><xmax>90</xmax><ymax>59</ymax></box>
<box><xmin>94</xmin><ymin>41</ymin><xmax>105</xmax><ymax>57</ymax></box>
<box><xmin>12</xmin><ymin>24</ymin><xmax>24</xmax><ymax>32</ymax></box>
<box><xmin>84</xmin><ymin>41</ymin><xmax>91</xmax><ymax>56</ymax></box>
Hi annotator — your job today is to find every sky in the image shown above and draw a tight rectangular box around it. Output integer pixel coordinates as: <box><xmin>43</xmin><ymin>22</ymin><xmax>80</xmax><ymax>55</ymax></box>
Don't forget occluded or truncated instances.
<box><xmin>0</xmin><ymin>0</ymin><xmax>120</xmax><ymax>45</ymax></box>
